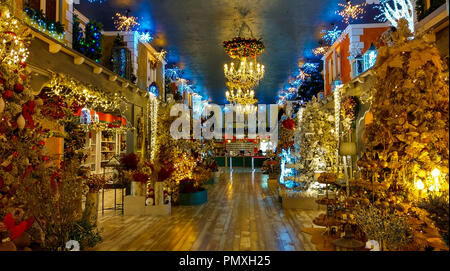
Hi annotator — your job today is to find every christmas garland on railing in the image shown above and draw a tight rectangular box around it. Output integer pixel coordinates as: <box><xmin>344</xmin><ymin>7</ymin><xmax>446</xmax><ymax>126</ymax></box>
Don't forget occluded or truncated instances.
<box><xmin>47</xmin><ymin>73</ymin><xmax>128</xmax><ymax>113</ymax></box>
<box><xmin>223</xmin><ymin>37</ymin><xmax>265</xmax><ymax>59</ymax></box>
<box><xmin>23</xmin><ymin>5</ymin><xmax>65</xmax><ymax>42</ymax></box>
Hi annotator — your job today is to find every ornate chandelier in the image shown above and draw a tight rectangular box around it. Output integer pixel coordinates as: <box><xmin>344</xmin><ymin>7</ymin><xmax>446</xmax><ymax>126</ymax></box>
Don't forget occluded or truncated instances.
<box><xmin>225</xmin><ymin>86</ymin><xmax>257</xmax><ymax>106</ymax></box>
<box><xmin>224</xmin><ymin>57</ymin><xmax>265</xmax><ymax>89</ymax></box>
<box><xmin>222</xmin><ymin>23</ymin><xmax>265</xmax><ymax>110</ymax></box>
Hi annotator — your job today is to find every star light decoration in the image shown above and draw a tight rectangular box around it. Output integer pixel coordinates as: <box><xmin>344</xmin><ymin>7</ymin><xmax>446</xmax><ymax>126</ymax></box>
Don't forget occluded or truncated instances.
<box><xmin>336</xmin><ymin>0</ymin><xmax>366</xmax><ymax>24</ymax></box>
<box><xmin>114</xmin><ymin>12</ymin><xmax>140</xmax><ymax>32</ymax></box>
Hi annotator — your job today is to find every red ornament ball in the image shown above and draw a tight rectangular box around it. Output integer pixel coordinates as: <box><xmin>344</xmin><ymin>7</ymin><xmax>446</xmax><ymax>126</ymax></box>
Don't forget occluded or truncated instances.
<box><xmin>14</xmin><ymin>83</ymin><xmax>24</xmax><ymax>93</ymax></box>
<box><xmin>3</xmin><ymin>90</ymin><xmax>13</xmax><ymax>99</ymax></box>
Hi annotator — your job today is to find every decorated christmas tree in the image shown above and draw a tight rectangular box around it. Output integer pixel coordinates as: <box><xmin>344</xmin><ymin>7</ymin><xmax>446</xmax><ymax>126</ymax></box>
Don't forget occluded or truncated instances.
<box><xmin>152</xmin><ymin>101</ymin><xmax>199</xmax><ymax>203</ymax></box>
<box><xmin>355</xmin><ymin>19</ymin><xmax>449</xmax><ymax>250</ymax></box>
<box><xmin>0</xmin><ymin>3</ymin><xmax>47</xmax><ymax>210</ymax></box>
<box><xmin>298</xmin><ymin>97</ymin><xmax>337</xmax><ymax>184</ymax></box>
<box><xmin>83</xmin><ymin>20</ymin><xmax>103</xmax><ymax>63</ymax></box>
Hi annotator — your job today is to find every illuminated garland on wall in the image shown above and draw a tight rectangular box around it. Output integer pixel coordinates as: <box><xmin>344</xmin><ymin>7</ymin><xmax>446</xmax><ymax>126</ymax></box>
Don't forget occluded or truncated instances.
<box><xmin>150</xmin><ymin>94</ymin><xmax>159</xmax><ymax>162</ymax></box>
<box><xmin>334</xmin><ymin>84</ymin><xmax>342</xmax><ymax>170</ymax></box>
<box><xmin>47</xmin><ymin>73</ymin><xmax>127</xmax><ymax>113</ymax></box>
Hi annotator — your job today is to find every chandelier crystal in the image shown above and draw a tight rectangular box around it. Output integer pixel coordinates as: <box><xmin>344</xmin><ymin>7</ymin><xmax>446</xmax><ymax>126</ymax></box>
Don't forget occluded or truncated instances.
<box><xmin>224</xmin><ymin>57</ymin><xmax>265</xmax><ymax>89</ymax></box>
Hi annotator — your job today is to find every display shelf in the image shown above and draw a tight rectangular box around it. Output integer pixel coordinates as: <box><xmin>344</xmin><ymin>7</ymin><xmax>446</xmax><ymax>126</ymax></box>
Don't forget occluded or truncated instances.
<box><xmin>84</xmin><ymin>129</ymin><xmax>126</xmax><ymax>174</ymax></box>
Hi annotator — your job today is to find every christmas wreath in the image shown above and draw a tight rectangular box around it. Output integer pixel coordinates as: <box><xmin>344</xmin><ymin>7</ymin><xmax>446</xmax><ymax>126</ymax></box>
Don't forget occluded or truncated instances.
<box><xmin>223</xmin><ymin>37</ymin><xmax>265</xmax><ymax>59</ymax></box>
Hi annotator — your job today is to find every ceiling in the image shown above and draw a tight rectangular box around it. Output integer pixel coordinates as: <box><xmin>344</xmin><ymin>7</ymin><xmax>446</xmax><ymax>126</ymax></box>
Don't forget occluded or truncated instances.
<box><xmin>77</xmin><ymin>0</ymin><xmax>342</xmax><ymax>104</ymax></box>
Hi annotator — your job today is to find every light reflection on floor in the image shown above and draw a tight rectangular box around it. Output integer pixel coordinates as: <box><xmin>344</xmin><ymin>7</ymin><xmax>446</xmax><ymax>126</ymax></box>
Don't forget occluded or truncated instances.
<box><xmin>94</xmin><ymin>167</ymin><xmax>319</xmax><ymax>251</ymax></box>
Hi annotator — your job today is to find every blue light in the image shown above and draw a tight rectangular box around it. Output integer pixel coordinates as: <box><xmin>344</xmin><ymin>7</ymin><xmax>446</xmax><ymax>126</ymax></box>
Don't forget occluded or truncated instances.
<box><xmin>138</xmin><ymin>32</ymin><xmax>153</xmax><ymax>43</ymax></box>
<box><xmin>301</xmin><ymin>62</ymin><xmax>319</xmax><ymax>74</ymax></box>
<box><xmin>149</xmin><ymin>83</ymin><xmax>159</xmax><ymax>97</ymax></box>
<box><xmin>321</xmin><ymin>25</ymin><xmax>342</xmax><ymax>44</ymax></box>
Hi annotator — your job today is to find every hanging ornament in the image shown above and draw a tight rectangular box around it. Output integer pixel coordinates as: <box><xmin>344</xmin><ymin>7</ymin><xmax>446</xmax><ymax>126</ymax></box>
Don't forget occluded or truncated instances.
<box><xmin>17</xmin><ymin>114</ymin><xmax>25</xmax><ymax>129</ymax></box>
<box><xmin>0</xmin><ymin>97</ymin><xmax>5</xmax><ymax>114</ymax></box>
<box><xmin>80</xmin><ymin>107</ymin><xmax>92</xmax><ymax>124</ymax></box>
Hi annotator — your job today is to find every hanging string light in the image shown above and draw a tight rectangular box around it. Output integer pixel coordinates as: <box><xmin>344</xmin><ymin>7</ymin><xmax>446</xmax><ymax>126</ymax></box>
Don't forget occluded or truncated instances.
<box><xmin>47</xmin><ymin>73</ymin><xmax>127</xmax><ymax>113</ymax></box>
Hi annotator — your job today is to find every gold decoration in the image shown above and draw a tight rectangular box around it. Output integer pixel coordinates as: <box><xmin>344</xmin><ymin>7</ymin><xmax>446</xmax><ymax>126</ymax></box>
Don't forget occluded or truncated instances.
<box><xmin>113</xmin><ymin>12</ymin><xmax>139</xmax><ymax>32</ymax></box>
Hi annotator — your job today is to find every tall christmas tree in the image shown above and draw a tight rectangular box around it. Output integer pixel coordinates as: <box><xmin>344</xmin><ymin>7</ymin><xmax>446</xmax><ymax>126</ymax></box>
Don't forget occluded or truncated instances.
<box><xmin>355</xmin><ymin>19</ymin><xmax>449</xmax><ymax>250</ymax></box>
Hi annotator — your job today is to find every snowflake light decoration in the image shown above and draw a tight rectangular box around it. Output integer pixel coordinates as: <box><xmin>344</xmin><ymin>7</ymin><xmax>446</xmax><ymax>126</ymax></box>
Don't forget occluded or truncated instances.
<box><xmin>321</xmin><ymin>25</ymin><xmax>342</xmax><ymax>45</ymax></box>
<box><xmin>336</xmin><ymin>0</ymin><xmax>366</xmax><ymax>24</ymax></box>
<box><xmin>88</xmin><ymin>0</ymin><xmax>106</xmax><ymax>3</ymax></box>
<box><xmin>114</xmin><ymin>12</ymin><xmax>140</xmax><ymax>32</ymax></box>
<box><xmin>138</xmin><ymin>31</ymin><xmax>153</xmax><ymax>43</ymax></box>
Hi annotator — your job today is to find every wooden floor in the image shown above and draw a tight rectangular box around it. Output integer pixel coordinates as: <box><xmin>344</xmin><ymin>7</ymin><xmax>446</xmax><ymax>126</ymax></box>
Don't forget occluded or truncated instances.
<box><xmin>92</xmin><ymin>168</ymin><xmax>320</xmax><ymax>251</ymax></box>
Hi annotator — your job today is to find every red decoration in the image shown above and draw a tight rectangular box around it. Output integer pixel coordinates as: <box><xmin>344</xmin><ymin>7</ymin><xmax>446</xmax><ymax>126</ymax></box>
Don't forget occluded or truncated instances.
<box><xmin>132</xmin><ymin>171</ymin><xmax>150</xmax><ymax>184</ymax></box>
<box><xmin>13</xmin><ymin>83</ymin><xmax>24</xmax><ymax>93</ymax></box>
<box><xmin>3</xmin><ymin>164</ymin><xmax>12</xmax><ymax>172</ymax></box>
<box><xmin>1</xmin><ymin>213</ymin><xmax>35</xmax><ymax>240</ymax></box>
<box><xmin>3</xmin><ymin>90</ymin><xmax>13</xmax><ymax>99</ymax></box>
<box><xmin>282</xmin><ymin>117</ymin><xmax>296</xmax><ymax>130</ymax></box>
<box><xmin>22</xmin><ymin>100</ymin><xmax>36</xmax><ymax>128</ymax></box>
<box><xmin>158</xmin><ymin>163</ymin><xmax>174</xmax><ymax>182</ymax></box>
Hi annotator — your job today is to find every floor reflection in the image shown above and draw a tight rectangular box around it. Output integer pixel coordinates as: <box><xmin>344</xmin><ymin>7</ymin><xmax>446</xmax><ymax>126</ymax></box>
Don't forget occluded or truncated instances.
<box><xmin>94</xmin><ymin>167</ymin><xmax>319</xmax><ymax>251</ymax></box>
